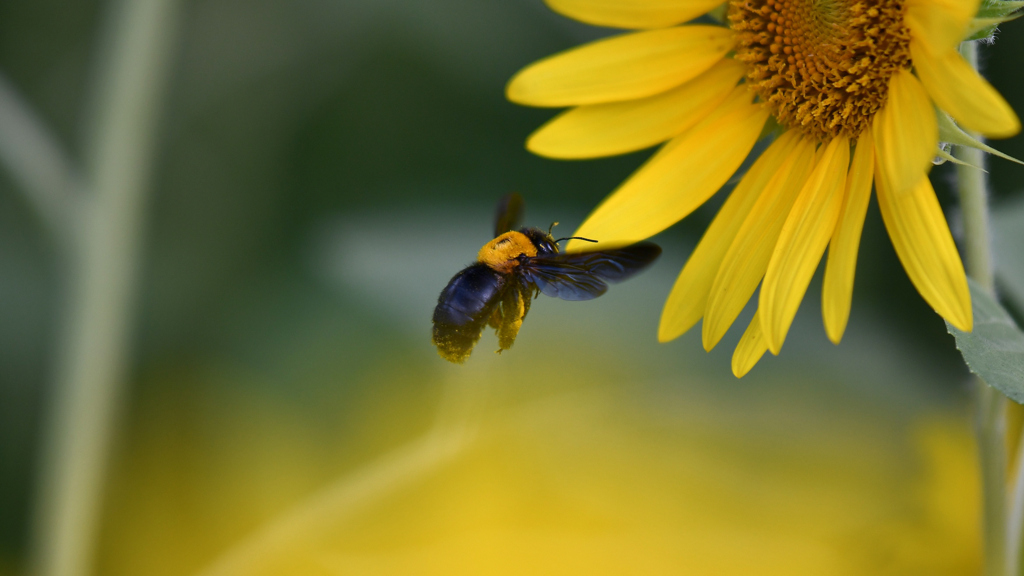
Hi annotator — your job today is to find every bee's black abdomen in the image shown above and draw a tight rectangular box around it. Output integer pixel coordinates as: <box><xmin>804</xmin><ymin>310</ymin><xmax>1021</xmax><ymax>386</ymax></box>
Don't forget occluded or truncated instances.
<box><xmin>433</xmin><ymin>264</ymin><xmax>506</xmax><ymax>326</ymax></box>
<box><xmin>432</xmin><ymin>264</ymin><xmax>507</xmax><ymax>363</ymax></box>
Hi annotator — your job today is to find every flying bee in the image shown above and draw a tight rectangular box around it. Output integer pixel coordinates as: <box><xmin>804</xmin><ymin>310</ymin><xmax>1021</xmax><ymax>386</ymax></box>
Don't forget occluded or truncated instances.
<box><xmin>432</xmin><ymin>193</ymin><xmax>661</xmax><ymax>363</ymax></box>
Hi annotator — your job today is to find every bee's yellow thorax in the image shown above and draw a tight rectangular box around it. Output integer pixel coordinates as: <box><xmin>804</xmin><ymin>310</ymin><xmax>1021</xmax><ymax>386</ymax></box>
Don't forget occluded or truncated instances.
<box><xmin>478</xmin><ymin>231</ymin><xmax>536</xmax><ymax>273</ymax></box>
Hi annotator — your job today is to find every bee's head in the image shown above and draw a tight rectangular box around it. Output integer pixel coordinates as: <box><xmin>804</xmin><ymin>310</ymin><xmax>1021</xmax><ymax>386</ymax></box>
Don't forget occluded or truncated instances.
<box><xmin>520</xmin><ymin>227</ymin><xmax>559</xmax><ymax>256</ymax></box>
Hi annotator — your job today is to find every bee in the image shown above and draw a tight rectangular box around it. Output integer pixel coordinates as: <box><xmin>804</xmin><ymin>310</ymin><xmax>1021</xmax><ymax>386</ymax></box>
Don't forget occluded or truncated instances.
<box><xmin>432</xmin><ymin>193</ymin><xmax>661</xmax><ymax>363</ymax></box>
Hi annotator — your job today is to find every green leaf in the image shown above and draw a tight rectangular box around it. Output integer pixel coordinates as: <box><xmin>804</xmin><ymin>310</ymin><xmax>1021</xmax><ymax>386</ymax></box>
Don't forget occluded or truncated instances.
<box><xmin>975</xmin><ymin>0</ymin><xmax>1024</xmax><ymax>20</ymax></box>
<box><xmin>933</xmin><ymin>146</ymin><xmax>985</xmax><ymax>170</ymax></box>
<box><xmin>967</xmin><ymin>0</ymin><xmax>1024</xmax><ymax>40</ymax></box>
<box><xmin>937</xmin><ymin>111</ymin><xmax>1024</xmax><ymax>165</ymax></box>
<box><xmin>946</xmin><ymin>279</ymin><xmax>1024</xmax><ymax>403</ymax></box>
<box><xmin>965</xmin><ymin>14</ymin><xmax>1023</xmax><ymax>40</ymax></box>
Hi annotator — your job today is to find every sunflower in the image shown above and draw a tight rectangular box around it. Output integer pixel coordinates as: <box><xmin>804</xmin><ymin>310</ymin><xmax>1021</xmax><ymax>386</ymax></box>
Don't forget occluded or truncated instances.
<box><xmin>507</xmin><ymin>0</ymin><xmax>1020</xmax><ymax>376</ymax></box>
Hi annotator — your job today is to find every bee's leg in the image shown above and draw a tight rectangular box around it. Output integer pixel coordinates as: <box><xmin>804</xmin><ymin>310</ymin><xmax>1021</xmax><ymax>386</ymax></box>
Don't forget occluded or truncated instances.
<box><xmin>496</xmin><ymin>288</ymin><xmax>525</xmax><ymax>351</ymax></box>
<box><xmin>521</xmin><ymin>289</ymin><xmax>532</xmax><ymax>321</ymax></box>
<box><xmin>487</xmin><ymin>305</ymin><xmax>502</xmax><ymax>330</ymax></box>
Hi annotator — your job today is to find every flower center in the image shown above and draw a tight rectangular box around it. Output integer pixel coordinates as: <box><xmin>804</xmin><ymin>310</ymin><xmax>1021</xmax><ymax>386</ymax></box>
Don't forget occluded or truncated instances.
<box><xmin>728</xmin><ymin>0</ymin><xmax>911</xmax><ymax>140</ymax></box>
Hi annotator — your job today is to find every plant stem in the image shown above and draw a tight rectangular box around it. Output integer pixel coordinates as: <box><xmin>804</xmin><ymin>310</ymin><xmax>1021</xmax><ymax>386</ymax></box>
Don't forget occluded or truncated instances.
<box><xmin>955</xmin><ymin>41</ymin><xmax>1009</xmax><ymax>576</ymax></box>
<box><xmin>955</xmin><ymin>46</ymin><xmax>996</xmax><ymax>298</ymax></box>
<box><xmin>30</xmin><ymin>1</ymin><xmax>180</xmax><ymax>575</ymax></box>
<box><xmin>1007</xmin><ymin>426</ymin><xmax>1024</xmax><ymax>575</ymax></box>
<box><xmin>0</xmin><ymin>74</ymin><xmax>82</xmax><ymax>250</ymax></box>
<box><xmin>975</xmin><ymin>380</ymin><xmax>1010</xmax><ymax>576</ymax></box>
<box><xmin>193</xmin><ymin>370</ymin><xmax>486</xmax><ymax>576</ymax></box>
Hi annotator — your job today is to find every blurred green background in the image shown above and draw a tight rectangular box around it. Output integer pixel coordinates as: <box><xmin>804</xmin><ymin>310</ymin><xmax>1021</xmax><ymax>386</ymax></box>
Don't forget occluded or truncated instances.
<box><xmin>1</xmin><ymin>1</ymin><xmax>1023</xmax><ymax>574</ymax></box>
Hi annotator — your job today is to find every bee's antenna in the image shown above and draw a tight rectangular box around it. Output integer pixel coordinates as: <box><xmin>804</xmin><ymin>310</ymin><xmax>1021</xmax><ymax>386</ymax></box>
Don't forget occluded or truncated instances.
<box><xmin>554</xmin><ymin>236</ymin><xmax>597</xmax><ymax>244</ymax></box>
<box><xmin>547</xmin><ymin>221</ymin><xmax>559</xmax><ymax>236</ymax></box>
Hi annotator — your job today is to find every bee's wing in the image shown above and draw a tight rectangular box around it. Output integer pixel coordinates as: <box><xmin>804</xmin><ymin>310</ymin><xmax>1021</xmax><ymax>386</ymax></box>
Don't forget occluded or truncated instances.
<box><xmin>561</xmin><ymin>242</ymin><xmax>662</xmax><ymax>282</ymax></box>
<box><xmin>521</xmin><ymin>242</ymin><xmax>661</xmax><ymax>301</ymax></box>
<box><xmin>521</xmin><ymin>261</ymin><xmax>609</xmax><ymax>301</ymax></box>
<box><xmin>494</xmin><ymin>193</ymin><xmax>525</xmax><ymax>237</ymax></box>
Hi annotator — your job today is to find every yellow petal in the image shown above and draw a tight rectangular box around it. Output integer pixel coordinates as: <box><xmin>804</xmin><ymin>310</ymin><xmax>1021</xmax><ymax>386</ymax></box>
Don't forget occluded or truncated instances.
<box><xmin>658</xmin><ymin>130</ymin><xmax>800</xmax><ymax>342</ymax></box>
<box><xmin>905</xmin><ymin>0</ymin><xmax>980</xmax><ymax>55</ymax></box>
<box><xmin>567</xmin><ymin>86</ymin><xmax>769</xmax><ymax>251</ymax></box>
<box><xmin>912</xmin><ymin>41</ymin><xmax>1021</xmax><ymax>139</ymax></box>
<box><xmin>876</xmin><ymin>168</ymin><xmax>972</xmax><ymax>331</ymax></box>
<box><xmin>507</xmin><ymin>26</ymin><xmax>735</xmax><ymax>108</ymax></box>
<box><xmin>822</xmin><ymin>135</ymin><xmax>875</xmax><ymax>344</ymax></box>
<box><xmin>545</xmin><ymin>0</ymin><xmax>726</xmax><ymax>29</ymax></box>
<box><xmin>732</xmin><ymin>310</ymin><xmax>768</xmax><ymax>378</ymax></box>
<box><xmin>760</xmin><ymin>136</ymin><xmax>850</xmax><ymax>355</ymax></box>
<box><xmin>528</xmin><ymin>59</ymin><xmax>745</xmax><ymax>159</ymax></box>
<box><xmin>873</xmin><ymin>69</ymin><xmax>937</xmax><ymax>195</ymax></box>
<box><xmin>702</xmin><ymin>135</ymin><xmax>818</xmax><ymax>351</ymax></box>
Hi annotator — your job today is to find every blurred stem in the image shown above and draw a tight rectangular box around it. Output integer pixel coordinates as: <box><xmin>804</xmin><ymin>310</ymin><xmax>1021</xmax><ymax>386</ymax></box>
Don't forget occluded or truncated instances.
<box><xmin>976</xmin><ymin>379</ymin><xmax>1010</xmax><ymax>576</ymax></box>
<box><xmin>30</xmin><ymin>1</ymin><xmax>180</xmax><ymax>576</ymax></box>
<box><xmin>195</xmin><ymin>429</ymin><xmax>470</xmax><ymax>576</ymax></box>
<box><xmin>193</xmin><ymin>371</ymin><xmax>485</xmax><ymax>576</ymax></box>
<box><xmin>955</xmin><ymin>45</ymin><xmax>995</xmax><ymax>297</ymax></box>
<box><xmin>0</xmin><ymin>74</ymin><xmax>82</xmax><ymax>250</ymax></box>
<box><xmin>955</xmin><ymin>41</ymin><xmax>1009</xmax><ymax>576</ymax></box>
<box><xmin>1008</xmin><ymin>428</ymin><xmax>1024</xmax><ymax>575</ymax></box>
